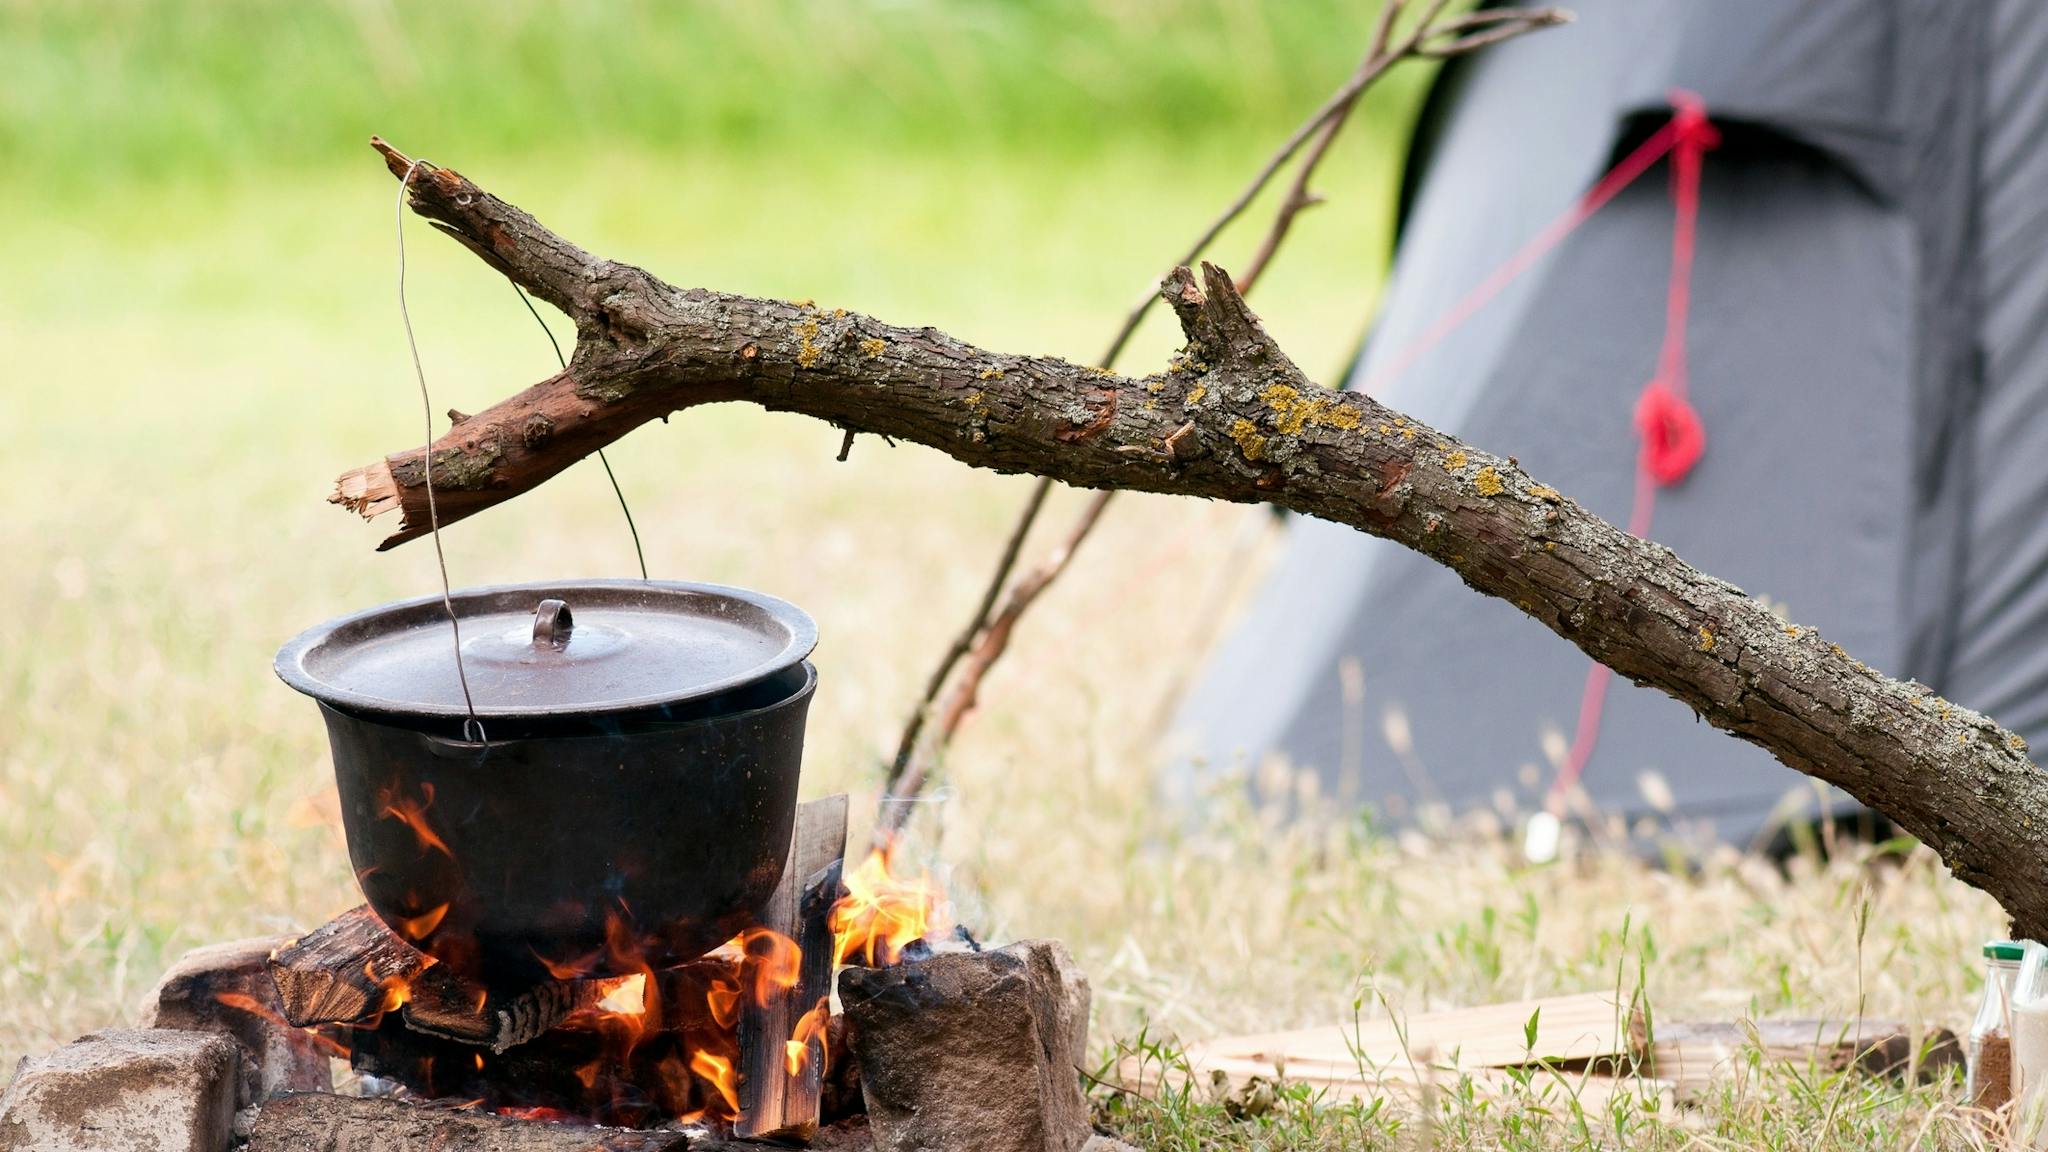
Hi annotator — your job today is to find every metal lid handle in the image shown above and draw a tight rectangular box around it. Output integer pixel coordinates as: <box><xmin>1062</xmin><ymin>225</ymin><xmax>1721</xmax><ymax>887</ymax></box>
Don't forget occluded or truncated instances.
<box><xmin>532</xmin><ymin>599</ymin><xmax>574</xmax><ymax>650</ymax></box>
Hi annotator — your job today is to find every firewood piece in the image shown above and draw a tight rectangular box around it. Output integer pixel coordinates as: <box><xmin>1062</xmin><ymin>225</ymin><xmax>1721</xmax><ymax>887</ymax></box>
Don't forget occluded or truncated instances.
<box><xmin>268</xmin><ymin>909</ymin><xmax>587</xmax><ymax>1052</ymax></box>
<box><xmin>400</xmin><ymin>964</ymin><xmax>588</xmax><ymax>1053</ymax></box>
<box><xmin>1647</xmin><ymin>1019</ymin><xmax>1963</xmax><ymax>1099</ymax></box>
<box><xmin>841</xmin><ymin>940</ymin><xmax>1092</xmax><ymax>1152</ymax></box>
<box><xmin>267</xmin><ymin>906</ymin><xmax>431</xmax><ymax>1028</ymax></box>
<box><xmin>736</xmin><ymin>794</ymin><xmax>850</xmax><ymax>1142</ymax></box>
<box><xmin>143</xmin><ymin>936</ymin><xmax>336</xmax><ymax>1104</ymax></box>
<box><xmin>245</xmin><ymin>1092</ymin><xmax>692</xmax><ymax>1151</ymax></box>
<box><xmin>348</xmin><ymin>955</ymin><xmax>742</xmax><ymax>1128</ymax></box>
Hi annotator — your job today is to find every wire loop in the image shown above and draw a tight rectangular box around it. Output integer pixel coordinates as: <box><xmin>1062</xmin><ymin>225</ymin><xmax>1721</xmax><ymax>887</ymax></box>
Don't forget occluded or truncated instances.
<box><xmin>395</xmin><ymin>159</ymin><xmax>486</xmax><ymax>744</ymax></box>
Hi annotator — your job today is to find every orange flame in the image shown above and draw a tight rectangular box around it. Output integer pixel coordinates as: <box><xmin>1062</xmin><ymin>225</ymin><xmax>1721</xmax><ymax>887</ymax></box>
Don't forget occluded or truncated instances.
<box><xmin>551</xmin><ymin>905</ymin><xmax>665</xmax><ymax>1061</ymax></box>
<box><xmin>785</xmin><ymin>996</ymin><xmax>831</xmax><ymax>1076</ymax></box>
<box><xmin>706</xmin><ymin>976</ymin><xmax>741</xmax><ymax>1032</ymax></box>
<box><xmin>737</xmin><ymin>927</ymin><xmax>802</xmax><ymax>1008</ymax></box>
<box><xmin>212</xmin><ymin>990</ymin><xmax>351</xmax><ymax>1060</ymax></box>
<box><xmin>690</xmin><ymin>1050</ymin><xmax>740</xmax><ymax>1115</ymax></box>
<box><xmin>830</xmin><ymin>837</ymin><xmax>943</xmax><ymax>966</ymax></box>
<box><xmin>212</xmin><ymin>990</ymin><xmax>287</xmax><ymax>1029</ymax></box>
<box><xmin>535</xmin><ymin>945</ymin><xmax>602</xmax><ymax>982</ymax></box>
<box><xmin>595</xmin><ymin>972</ymin><xmax>646</xmax><ymax>1016</ymax></box>
<box><xmin>375</xmin><ymin>781</ymin><xmax>452</xmax><ymax>857</ymax></box>
<box><xmin>498</xmin><ymin>1105</ymin><xmax>583</xmax><ymax>1122</ymax></box>
<box><xmin>367</xmin><ymin>957</ymin><xmax>417</xmax><ymax>1016</ymax></box>
<box><xmin>388</xmin><ymin>902</ymin><xmax>449</xmax><ymax>942</ymax></box>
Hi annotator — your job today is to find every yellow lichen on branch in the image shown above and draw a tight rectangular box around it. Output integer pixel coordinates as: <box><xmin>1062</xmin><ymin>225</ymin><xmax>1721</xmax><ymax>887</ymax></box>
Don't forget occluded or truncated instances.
<box><xmin>1228</xmin><ymin>418</ymin><xmax>1268</xmax><ymax>461</ymax></box>
<box><xmin>795</xmin><ymin>316</ymin><xmax>824</xmax><ymax>368</ymax></box>
<box><xmin>1260</xmin><ymin>382</ymin><xmax>1363</xmax><ymax>435</ymax></box>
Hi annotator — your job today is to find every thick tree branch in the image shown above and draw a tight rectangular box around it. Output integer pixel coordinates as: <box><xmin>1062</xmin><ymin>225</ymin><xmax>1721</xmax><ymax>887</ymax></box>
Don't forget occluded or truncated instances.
<box><xmin>337</xmin><ymin>144</ymin><xmax>2048</xmax><ymax>935</ymax></box>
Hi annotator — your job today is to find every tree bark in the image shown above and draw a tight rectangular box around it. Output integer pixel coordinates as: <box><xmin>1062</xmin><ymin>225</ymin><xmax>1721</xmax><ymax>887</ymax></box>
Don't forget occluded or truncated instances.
<box><xmin>340</xmin><ymin>140</ymin><xmax>2048</xmax><ymax>937</ymax></box>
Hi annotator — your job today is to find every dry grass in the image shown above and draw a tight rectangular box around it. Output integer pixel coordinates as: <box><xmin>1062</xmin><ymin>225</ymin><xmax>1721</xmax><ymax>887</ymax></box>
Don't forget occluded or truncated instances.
<box><xmin>0</xmin><ymin>114</ymin><xmax>2016</xmax><ymax>1152</ymax></box>
<box><xmin>0</xmin><ymin>140</ymin><xmax>1389</xmax><ymax>1060</ymax></box>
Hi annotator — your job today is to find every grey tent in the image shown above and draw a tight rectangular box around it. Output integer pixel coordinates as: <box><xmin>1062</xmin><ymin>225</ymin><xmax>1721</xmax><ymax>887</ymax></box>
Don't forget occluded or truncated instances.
<box><xmin>1173</xmin><ymin>0</ymin><xmax>2048</xmax><ymax>847</ymax></box>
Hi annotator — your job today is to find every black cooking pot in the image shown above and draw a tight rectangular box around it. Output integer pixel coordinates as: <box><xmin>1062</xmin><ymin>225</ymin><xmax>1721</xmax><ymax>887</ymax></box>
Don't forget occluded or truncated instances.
<box><xmin>275</xmin><ymin>580</ymin><xmax>818</xmax><ymax>990</ymax></box>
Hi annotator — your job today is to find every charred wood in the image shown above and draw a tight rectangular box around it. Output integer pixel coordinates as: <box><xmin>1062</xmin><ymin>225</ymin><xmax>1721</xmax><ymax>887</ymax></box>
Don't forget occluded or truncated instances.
<box><xmin>268</xmin><ymin>907</ymin><xmax>431</xmax><ymax>1029</ymax></box>
<box><xmin>346</xmin><ymin>957</ymin><xmax>742</xmax><ymax>1129</ymax></box>
<box><xmin>402</xmin><ymin>963</ymin><xmax>589</xmax><ymax>1053</ymax></box>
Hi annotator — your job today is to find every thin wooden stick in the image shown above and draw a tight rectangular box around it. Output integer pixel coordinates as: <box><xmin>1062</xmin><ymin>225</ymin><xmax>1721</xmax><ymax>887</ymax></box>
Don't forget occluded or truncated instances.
<box><xmin>876</xmin><ymin>1</ymin><xmax>1567</xmax><ymax>832</ymax></box>
<box><xmin>877</xmin><ymin>0</ymin><xmax>1434</xmax><ymax>802</ymax></box>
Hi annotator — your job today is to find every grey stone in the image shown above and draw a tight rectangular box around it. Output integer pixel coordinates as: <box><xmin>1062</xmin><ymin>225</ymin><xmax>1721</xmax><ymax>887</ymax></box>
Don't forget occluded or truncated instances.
<box><xmin>1081</xmin><ymin>1137</ymin><xmax>1142</xmax><ymax>1152</ymax></box>
<box><xmin>142</xmin><ymin>936</ymin><xmax>332</xmax><ymax>1103</ymax></box>
<box><xmin>0</xmin><ymin>1029</ymin><xmax>239</xmax><ymax>1152</ymax></box>
<box><xmin>842</xmin><ymin>939</ymin><xmax>1093</xmax><ymax>1152</ymax></box>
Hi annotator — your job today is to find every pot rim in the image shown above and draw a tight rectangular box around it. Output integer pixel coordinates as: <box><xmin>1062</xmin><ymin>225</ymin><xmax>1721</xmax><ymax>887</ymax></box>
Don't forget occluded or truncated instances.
<box><xmin>318</xmin><ymin>660</ymin><xmax>818</xmax><ymax>746</ymax></box>
<box><xmin>275</xmin><ymin>579</ymin><xmax>818</xmax><ymax>719</ymax></box>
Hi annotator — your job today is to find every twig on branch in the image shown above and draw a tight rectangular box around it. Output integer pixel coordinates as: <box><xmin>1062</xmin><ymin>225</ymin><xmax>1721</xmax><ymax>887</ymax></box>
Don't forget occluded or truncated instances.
<box><xmin>885</xmin><ymin>477</ymin><xmax>1051</xmax><ymax>784</ymax></box>
<box><xmin>881</xmin><ymin>490</ymin><xmax>1113</xmax><ymax>832</ymax></box>
<box><xmin>1415</xmin><ymin>7</ymin><xmax>1575</xmax><ymax>58</ymax></box>
<box><xmin>875</xmin><ymin>0</ymin><xmax>1568</xmax><ymax>827</ymax></box>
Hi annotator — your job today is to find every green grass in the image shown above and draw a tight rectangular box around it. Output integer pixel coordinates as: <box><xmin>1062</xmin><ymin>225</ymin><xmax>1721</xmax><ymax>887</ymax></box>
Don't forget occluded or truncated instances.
<box><xmin>1</xmin><ymin>0</ymin><xmax>1429</xmax><ymax>193</ymax></box>
<box><xmin>0</xmin><ymin>4</ymin><xmax>2015</xmax><ymax>1148</ymax></box>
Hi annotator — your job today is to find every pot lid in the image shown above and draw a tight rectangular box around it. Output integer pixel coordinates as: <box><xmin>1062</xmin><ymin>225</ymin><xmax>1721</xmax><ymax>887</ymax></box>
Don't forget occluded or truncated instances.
<box><xmin>275</xmin><ymin>580</ymin><xmax>818</xmax><ymax>718</ymax></box>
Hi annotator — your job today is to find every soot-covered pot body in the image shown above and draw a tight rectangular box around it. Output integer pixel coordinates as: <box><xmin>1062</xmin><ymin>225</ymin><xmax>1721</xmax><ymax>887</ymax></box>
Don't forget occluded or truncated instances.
<box><xmin>277</xmin><ymin>580</ymin><xmax>819</xmax><ymax>990</ymax></box>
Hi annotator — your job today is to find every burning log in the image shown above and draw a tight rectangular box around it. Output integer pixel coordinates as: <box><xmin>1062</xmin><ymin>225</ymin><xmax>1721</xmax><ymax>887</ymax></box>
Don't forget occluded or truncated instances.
<box><xmin>401</xmin><ymin>964</ymin><xmax>591</xmax><ymax>1053</ymax></box>
<box><xmin>267</xmin><ymin>904</ymin><xmax>606</xmax><ymax>1054</ymax></box>
<box><xmin>735</xmin><ymin>793</ymin><xmax>848</xmax><ymax>1142</ymax></box>
<box><xmin>345</xmin><ymin>955</ymin><xmax>745</xmax><ymax>1126</ymax></box>
<box><xmin>245</xmin><ymin>1093</ymin><xmax>694</xmax><ymax>1151</ymax></box>
<box><xmin>268</xmin><ymin>906</ymin><xmax>432</xmax><ymax>1029</ymax></box>
<box><xmin>265</xmin><ymin>798</ymin><xmax>867</xmax><ymax>1133</ymax></box>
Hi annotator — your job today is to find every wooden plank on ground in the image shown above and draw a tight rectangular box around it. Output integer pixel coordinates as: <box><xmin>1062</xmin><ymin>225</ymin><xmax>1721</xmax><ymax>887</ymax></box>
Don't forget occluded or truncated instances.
<box><xmin>1647</xmin><ymin>1019</ymin><xmax>1962</xmax><ymax>1100</ymax></box>
<box><xmin>1116</xmin><ymin>1051</ymin><xmax>1670</xmax><ymax>1114</ymax></box>
<box><xmin>1113</xmin><ymin>992</ymin><xmax>1652</xmax><ymax>1112</ymax></box>
<box><xmin>1190</xmin><ymin>991</ymin><xmax>1643</xmax><ymax>1075</ymax></box>
<box><xmin>1116</xmin><ymin>1005</ymin><xmax>1964</xmax><ymax>1114</ymax></box>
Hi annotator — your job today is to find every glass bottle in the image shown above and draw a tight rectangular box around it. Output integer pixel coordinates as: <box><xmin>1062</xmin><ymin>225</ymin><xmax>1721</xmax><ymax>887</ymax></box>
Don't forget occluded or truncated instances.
<box><xmin>1970</xmin><ymin>939</ymin><xmax>2026</xmax><ymax>1111</ymax></box>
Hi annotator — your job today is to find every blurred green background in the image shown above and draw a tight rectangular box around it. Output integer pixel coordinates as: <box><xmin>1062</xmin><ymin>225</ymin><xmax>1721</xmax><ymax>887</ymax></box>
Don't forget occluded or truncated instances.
<box><xmin>0</xmin><ymin>0</ymin><xmax>1436</xmax><ymax>1065</ymax></box>
<box><xmin>5</xmin><ymin>0</ymin><xmax>1425</xmax><ymax>185</ymax></box>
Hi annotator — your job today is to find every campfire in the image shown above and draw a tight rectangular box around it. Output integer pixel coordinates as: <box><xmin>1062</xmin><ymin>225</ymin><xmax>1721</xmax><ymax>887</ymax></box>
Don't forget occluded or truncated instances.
<box><xmin>0</xmin><ymin>583</ymin><xmax>1099</xmax><ymax>1152</ymax></box>
<box><xmin>266</xmin><ymin>808</ymin><xmax>943</xmax><ymax>1136</ymax></box>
